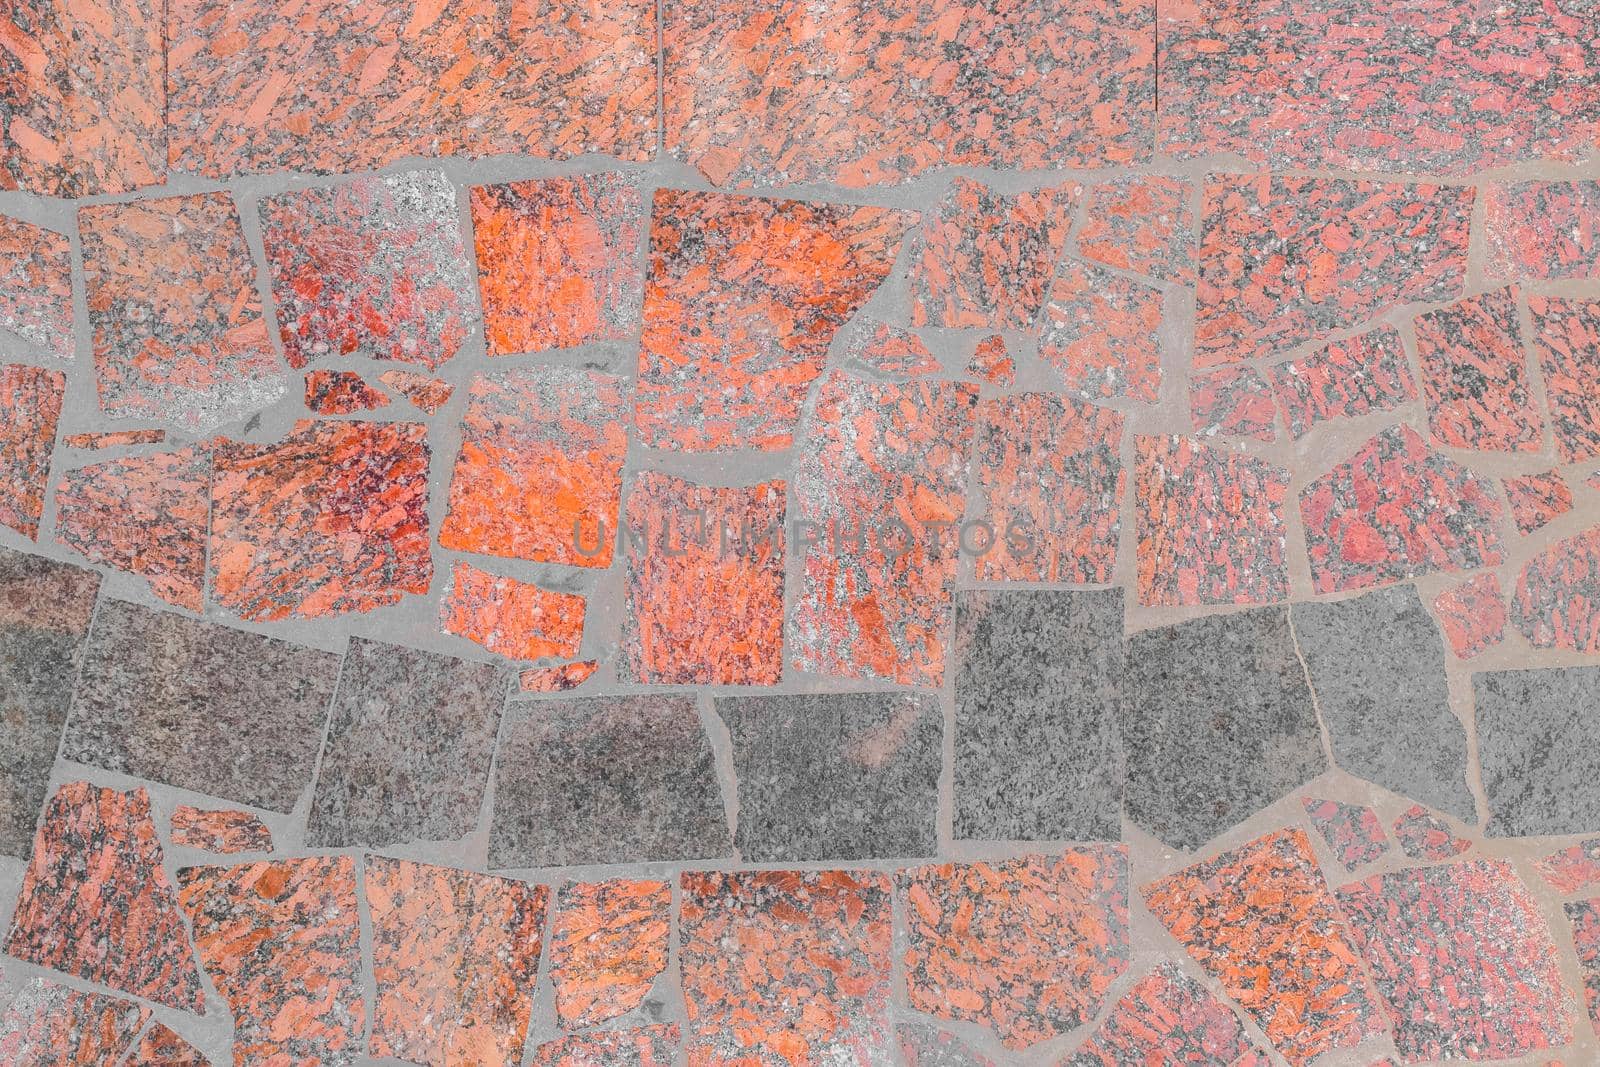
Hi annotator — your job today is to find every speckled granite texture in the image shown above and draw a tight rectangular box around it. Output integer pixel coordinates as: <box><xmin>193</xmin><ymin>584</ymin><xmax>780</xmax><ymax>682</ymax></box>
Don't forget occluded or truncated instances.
<box><xmin>2</xmin><ymin>1</ymin><xmax>1600</xmax><ymax>1062</ymax></box>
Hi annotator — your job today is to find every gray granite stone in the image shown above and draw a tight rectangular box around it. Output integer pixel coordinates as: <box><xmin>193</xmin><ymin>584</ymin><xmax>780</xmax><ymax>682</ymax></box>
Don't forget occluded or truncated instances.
<box><xmin>952</xmin><ymin>588</ymin><xmax>1124</xmax><ymax>842</ymax></box>
<box><xmin>306</xmin><ymin>636</ymin><xmax>510</xmax><ymax>848</ymax></box>
<box><xmin>489</xmin><ymin>695</ymin><xmax>730</xmax><ymax>869</ymax></box>
<box><xmin>0</xmin><ymin>548</ymin><xmax>100</xmax><ymax>858</ymax></box>
<box><xmin>1122</xmin><ymin>606</ymin><xmax>1325</xmax><ymax>851</ymax></box>
<box><xmin>1291</xmin><ymin>584</ymin><xmax>1474</xmax><ymax>821</ymax></box>
<box><xmin>1477</xmin><ymin>666</ymin><xmax>1600</xmax><ymax>837</ymax></box>
<box><xmin>716</xmin><ymin>691</ymin><xmax>940</xmax><ymax>861</ymax></box>
<box><xmin>61</xmin><ymin>598</ymin><xmax>339</xmax><ymax>812</ymax></box>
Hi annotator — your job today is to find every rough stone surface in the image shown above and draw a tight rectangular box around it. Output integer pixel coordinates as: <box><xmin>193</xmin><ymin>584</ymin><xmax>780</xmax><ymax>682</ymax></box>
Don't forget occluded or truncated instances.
<box><xmin>1477</xmin><ymin>666</ymin><xmax>1600</xmax><ymax>837</ymax></box>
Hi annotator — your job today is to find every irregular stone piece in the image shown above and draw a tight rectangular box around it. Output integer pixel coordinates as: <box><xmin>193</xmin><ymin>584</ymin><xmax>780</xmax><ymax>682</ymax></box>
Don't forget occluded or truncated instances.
<box><xmin>307</xmin><ymin>636</ymin><xmax>508</xmax><ymax>849</ymax></box>
<box><xmin>0</xmin><ymin>0</ymin><xmax>165</xmax><ymax>197</ymax></box>
<box><xmin>4</xmin><ymin>782</ymin><xmax>202</xmax><ymax>1010</ymax></box>
<box><xmin>1476</xmin><ymin>666</ymin><xmax>1600</xmax><ymax>837</ymax></box>
<box><xmin>1302</xmin><ymin>797</ymin><xmax>1389</xmax><ymax>871</ymax></box>
<box><xmin>717</xmin><ymin>692</ymin><xmax>940</xmax><ymax>861</ymax></box>
<box><xmin>0</xmin><ymin>977</ymin><xmax>149</xmax><ymax>1065</ymax></box>
<box><xmin>0</xmin><ymin>217</ymin><xmax>73</xmax><ymax>359</ymax></box>
<box><xmin>971</xmin><ymin>392</ymin><xmax>1124</xmax><ymax>584</ymax></box>
<box><xmin>1189</xmin><ymin>365</ymin><xmax>1277</xmax><ymax>441</ymax></box>
<box><xmin>910</xmin><ymin>179</ymin><xmax>1074</xmax><ymax>330</ymax></box>
<box><xmin>792</xmin><ymin>372</ymin><xmax>978</xmax><ymax>687</ymax></box>
<box><xmin>0</xmin><ymin>548</ymin><xmax>98</xmax><ymax>858</ymax></box>
<box><xmin>519</xmin><ymin>660</ymin><xmax>599</xmax><ymax>693</ymax></box>
<box><xmin>210</xmin><ymin>419</ymin><xmax>432</xmax><ymax>621</ymax></box>
<box><xmin>953</xmin><ymin>590</ymin><xmax>1123</xmax><ymax>843</ymax></box>
<box><xmin>1393</xmin><ymin>804</ymin><xmax>1472</xmax><ymax>860</ymax></box>
<box><xmin>680</xmin><ymin>870</ymin><xmax>892</xmax><ymax>1063</ymax></box>
<box><xmin>1143</xmin><ymin>829</ymin><xmax>1383</xmax><ymax>1066</ymax></box>
<box><xmin>1077</xmin><ymin>176</ymin><xmax>1195</xmax><ymax>284</ymax></box>
<box><xmin>126</xmin><ymin>1023</ymin><xmax>210</xmax><ymax>1066</ymax></box>
<box><xmin>1528</xmin><ymin>295</ymin><xmax>1600</xmax><ymax>462</ymax></box>
<box><xmin>169</xmin><ymin>806</ymin><xmax>273</xmax><ymax>854</ymax></box>
<box><xmin>1195</xmin><ymin>174</ymin><xmax>1472</xmax><ymax>367</ymax></box>
<box><xmin>900</xmin><ymin>850</ymin><xmax>1129</xmax><ymax>1050</ymax></box>
<box><xmin>179</xmin><ymin>857</ymin><xmax>364</xmax><ymax>1066</ymax></box>
<box><xmin>1292</xmin><ymin>585</ymin><xmax>1474</xmax><ymax>822</ymax></box>
<box><xmin>166</xmin><ymin>0</ymin><xmax>657</xmax><ymax>178</ymax></box>
<box><xmin>621</xmin><ymin>472</ymin><xmax>786</xmax><ymax>686</ymax></box>
<box><xmin>1512</xmin><ymin>525</ymin><xmax>1600</xmax><ymax>652</ymax></box>
<box><xmin>1537</xmin><ymin>841</ymin><xmax>1600</xmax><ymax>895</ymax></box>
<box><xmin>1064</xmin><ymin>963</ymin><xmax>1271</xmax><ymax>1066</ymax></box>
<box><xmin>441</xmin><ymin>561</ymin><xmax>584</xmax><ymax>662</ymax></box>
<box><xmin>80</xmin><ymin>194</ymin><xmax>285</xmax><ymax>432</ymax></box>
<box><xmin>378</xmin><ymin>369</ymin><xmax>454</xmax><ymax>415</ymax></box>
<box><xmin>663</xmin><ymin>0</ymin><xmax>1154</xmax><ymax>186</ymax></box>
<box><xmin>1301</xmin><ymin>425</ymin><xmax>1505</xmax><ymax>593</ymax></box>
<box><xmin>490</xmin><ymin>696</ymin><xmax>729</xmax><ymax>868</ymax></box>
<box><xmin>1505</xmin><ymin>470</ymin><xmax>1573</xmax><ymax>534</ymax></box>
<box><xmin>1270</xmin><ymin>326</ymin><xmax>1417</xmax><ymax>439</ymax></box>
<box><xmin>835</xmin><ymin>320</ymin><xmax>941</xmax><ymax>378</ymax></box>
<box><xmin>1134</xmin><ymin>434</ymin><xmax>1290</xmax><ymax>607</ymax></box>
<box><xmin>1122</xmin><ymin>607</ymin><xmax>1324</xmax><ymax>850</ymax></box>
<box><xmin>1488</xmin><ymin>181</ymin><xmax>1600</xmax><ymax>281</ymax></box>
<box><xmin>897</xmin><ymin>1023</ymin><xmax>997</xmax><ymax>1067</ymax></box>
<box><xmin>261</xmin><ymin>170</ymin><xmax>473</xmax><ymax>369</ymax></box>
<box><xmin>1038</xmin><ymin>260</ymin><xmax>1163</xmax><ymax>405</ymax></box>
<box><xmin>0</xmin><ymin>363</ymin><xmax>64</xmax><ymax>539</ymax></box>
<box><xmin>53</xmin><ymin>445</ymin><xmax>210</xmax><ymax>611</ymax></box>
<box><xmin>1338</xmin><ymin>860</ymin><xmax>1570</xmax><ymax>1061</ymax></box>
<box><xmin>1433</xmin><ymin>573</ymin><xmax>1508</xmax><ymax>659</ymax></box>
<box><xmin>965</xmin><ymin>335</ymin><xmax>1014</xmax><ymax>387</ymax></box>
<box><xmin>62</xmin><ymin>598</ymin><xmax>340</xmax><ymax>813</ymax></box>
<box><xmin>549</xmin><ymin>879</ymin><xmax>671</xmax><ymax>1029</ymax></box>
<box><xmin>634</xmin><ymin>189</ymin><xmax>914</xmax><ymax>451</ymax></box>
<box><xmin>528</xmin><ymin>1025</ymin><xmax>679</xmax><ymax>1067</ymax></box>
<box><xmin>471</xmin><ymin>174</ymin><xmax>644</xmax><ymax>355</ymax></box>
<box><xmin>367</xmin><ymin>857</ymin><xmax>546</xmax><ymax>1066</ymax></box>
<box><xmin>440</xmin><ymin>366</ymin><xmax>627</xmax><ymax>568</ymax></box>
<box><xmin>1415</xmin><ymin>287</ymin><xmax>1543</xmax><ymax>453</ymax></box>
<box><xmin>304</xmin><ymin>370</ymin><xmax>389</xmax><ymax>414</ymax></box>
<box><xmin>1567</xmin><ymin>899</ymin><xmax>1600</xmax><ymax>1030</ymax></box>
<box><xmin>62</xmin><ymin>429</ymin><xmax>166</xmax><ymax>449</ymax></box>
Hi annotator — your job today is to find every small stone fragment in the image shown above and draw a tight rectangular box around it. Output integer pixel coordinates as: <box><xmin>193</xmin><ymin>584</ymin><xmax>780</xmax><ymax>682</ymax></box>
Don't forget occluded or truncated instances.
<box><xmin>1189</xmin><ymin>365</ymin><xmax>1278</xmax><ymax>441</ymax></box>
<box><xmin>1063</xmin><ymin>963</ymin><xmax>1272</xmax><ymax>1066</ymax></box>
<box><xmin>1269</xmin><ymin>326</ymin><xmax>1417</xmax><ymax>439</ymax></box>
<box><xmin>1504</xmin><ymin>470</ymin><xmax>1573</xmax><ymax>534</ymax></box>
<box><xmin>836</xmin><ymin>320</ymin><xmax>941</xmax><ymax>378</ymax></box>
<box><xmin>1392</xmin><ymin>804</ymin><xmax>1473</xmax><ymax>860</ymax></box>
<box><xmin>1077</xmin><ymin>176</ymin><xmax>1195</xmax><ymax>284</ymax></box>
<box><xmin>304</xmin><ymin>370</ymin><xmax>390</xmax><ymax>414</ymax></box>
<box><xmin>965</xmin><ymin>335</ymin><xmax>1015</xmax><ymax>387</ymax></box>
<box><xmin>1415</xmin><ymin>287</ymin><xmax>1543</xmax><ymax>453</ymax></box>
<box><xmin>378</xmin><ymin>369</ymin><xmax>454</xmax><ymax>415</ymax></box>
<box><xmin>1302</xmin><ymin>797</ymin><xmax>1389</xmax><ymax>871</ymax></box>
<box><xmin>0</xmin><ymin>362</ymin><xmax>64</xmax><ymax>540</ymax></box>
<box><xmin>1567</xmin><ymin>899</ymin><xmax>1600</xmax><ymax>1030</ymax></box>
<box><xmin>1038</xmin><ymin>260</ymin><xmax>1163</xmax><ymax>405</ymax></box>
<box><xmin>1487</xmin><ymin>181</ymin><xmax>1600</xmax><ymax>281</ymax></box>
<box><xmin>527</xmin><ymin>1025</ymin><xmax>680</xmax><ymax>1067</ymax></box>
<box><xmin>169</xmin><ymin>806</ymin><xmax>273</xmax><ymax>854</ymax></box>
<box><xmin>61</xmin><ymin>429</ymin><xmax>165</xmax><ymax>449</ymax></box>
<box><xmin>519</xmin><ymin>660</ymin><xmax>599</xmax><ymax>693</ymax></box>
<box><xmin>441</xmin><ymin>561</ymin><xmax>585</xmax><ymax>662</ymax></box>
<box><xmin>1433</xmin><ymin>573</ymin><xmax>1508</xmax><ymax>659</ymax></box>
<box><xmin>1528</xmin><ymin>295</ymin><xmax>1600</xmax><ymax>462</ymax></box>
<box><xmin>1512</xmin><ymin>525</ymin><xmax>1600</xmax><ymax>652</ymax></box>
<box><xmin>125</xmin><ymin>1023</ymin><xmax>210</xmax><ymax>1066</ymax></box>
<box><xmin>549</xmin><ymin>879</ymin><xmax>671</xmax><ymax>1030</ymax></box>
<box><xmin>1537</xmin><ymin>841</ymin><xmax>1600</xmax><ymax>895</ymax></box>
<box><xmin>0</xmin><ymin>216</ymin><xmax>73</xmax><ymax>359</ymax></box>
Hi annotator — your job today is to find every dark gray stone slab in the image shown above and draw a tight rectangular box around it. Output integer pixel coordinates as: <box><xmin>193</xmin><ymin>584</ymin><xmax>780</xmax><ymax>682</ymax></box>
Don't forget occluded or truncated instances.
<box><xmin>0</xmin><ymin>548</ymin><xmax>100</xmax><ymax>857</ymax></box>
<box><xmin>1122</xmin><ymin>606</ymin><xmax>1325</xmax><ymax>851</ymax></box>
<box><xmin>489</xmin><ymin>695</ymin><xmax>730</xmax><ymax>868</ymax></box>
<box><xmin>716</xmin><ymin>691</ymin><xmax>940</xmax><ymax>861</ymax></box>
<box><xmin>306</xmin><ymin>636</ymin><xmax>510</xmax><ymax>848</ymax></box>
<box><xmin>1291</xmin><ymin>584</ymin><xmax>1474</xmax><ymax>821</ymax></box>
<box><xmin>952</xmin><ymin>588</ymin><xmax>1124</xmax><ymax>842</ymax></box>
<box><xmin>61</xmin><ymin>598</ymin><xmax>339</xmax><ymax>812</ymax></box>
<box><xmin>1477</xmin><ymin>666</ymin><xmax>1600</xmax><ymax>837</ymax></box>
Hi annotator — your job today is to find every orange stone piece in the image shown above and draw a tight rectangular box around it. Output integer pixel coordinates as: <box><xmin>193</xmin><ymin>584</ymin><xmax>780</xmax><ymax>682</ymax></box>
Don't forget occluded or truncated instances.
<box><xmin>0</xmin><ymin>362</ymin><xmax>64</xmax><ymax>540</ymax></box>
<box><xmin>549</xmin><ymin>878</ymin><xmax>671</xmax><ymax>1029</ymax></box>
<box><xmin>169</xmin><ymin>805</ymin><xmax>274</xmax><ymax>854</ymax></box>
<box><xmin>441</xmin><ymin>560</ymin><xmax>585</xmax><ymax>662</ymax></box>
<box><xmin>379</xmin><ymin>369</ymin><xmax>455</xmax><ymax>415</ymax></box>
<box><xmin>519</xmin><ymin>659</ymin><xmax>600</xmax><ymax>693</ymax></box>
<box><xmin>528</xmin><ymin>1025</ymin><xmax>680</xmax><ymax>1067</ymax></box>
<box><xmin>0</xmin><ymin>216</ymin><xmax>74</xmax><ymax>359</ymax></box>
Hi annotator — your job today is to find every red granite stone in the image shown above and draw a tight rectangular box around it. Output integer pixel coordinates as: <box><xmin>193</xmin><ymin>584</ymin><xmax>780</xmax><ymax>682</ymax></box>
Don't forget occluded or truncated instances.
<box><xmin>1301</xmin><ymin>426</ymin><xmax>1505</xmax><ymax>594</ymax></box>
<box><xmin>1392</xmin><ymin>804</ymin><xmax>1472</xmax><ymax>861</ymax></box>
<box><xmin>0</xmin><ymin>216</ymin><xmax>72</xmax><ymax>360</ymax></box>
<box><xmin>622</xmin><ymin>471</ymin><xmax>786</xmax><ymax>686</ymax></box>
<box><xmin>634</xmin><ymin>189</ymin><xmax>914</xmax><ymax>452</ymax></box>
<box><xmin>662</xmin><ymin>0</ymin><xmax>1155</xmax><ymax>186</ymax></box>
<box><xmin>1512</xmin><ymin>524</ymin><xmax>1600</xmax><ymax>653</ymax></box>
<box><xmin>792</xmin><ymin>372</ymin><xmax>978</xmax><ymax>686</ymax></box>
<box><xmin>1487</xmin><ymin>181</ymin><xmax>1600</xmax><ymax>281</ymax></box>
<box><xmin>1134</xmin><ymin>434</ymin><xmax>1290</xmax><ymax>607</ymax></box>
<box><xmin>1195</xmin><ymin>174</ymin><xmax>1472</xmax><ymax>367</ymax></box>
<box><xmin>4</xmin><ymin>782</ymin><xmax>203</xmax><ymax>1011</ymax></box>
<box><xmin>165</xmin><ymin>0</ymin><xmax>656</xmax><ymax>178</ymax></box>
<box><xmin>0</xmin><ymin>978</ymin><xmax>149</xmax><ymax>1064</ymax></box>
<box><xmin>441</xmin><ymin>560</ymin><xmax>584</xmax><ymax>663</ymax></box>
<box><xmin>1038</xmin><ymin>260</ymin><xmax>1163</xmax><ymax>405</ymax></box>
<box><xmin>1567</xmin><ymin>898</ymin><xmax>1600</xmax><ymax>1030</ymax></box>
<box><xmin>304</xmin><ymin>370</ymin><xmax>390</xmax><ymax>415</ymax></box>
<box><xmin>972</xmin><ymin>391</ymin><xmax>1125</xmax><ymax>584</ymax></box>
<box><xmin>1269</xmin><ymin>326</ymin><xmax>1417</xmax><ymax>439</ymax></box>
<box><xmin>549</xmin><ymin>878</ymin><xmax>671</xmax><ymax>1029</ymax></box>
<box><xmin>1528</xmin><ymin>295</ymin><xmax>1600</xmax><ymax>463</ymax></box>
<box><xmin>1505</xmin><ymin>471</ymin><xmax>1574</xmax><ymax>535</ymax></box>
<box><xmin>125</xmin><ymin>1023</ymin><xmax>209</xmax><ymax>1066</ymax></box>
<box><xmin>1078</xmin><ymin>176</ymin><xmax>1195</xmax><ymax>285</ymax></box>
<box><xmin>901</xmin><ymin>850</ymin><xmax>1128</xmax><ymax>1051</ymax></box>
<box><xmin>61</xmin><ymin>430</ymin><xmax>165</xmax><ymax>449</ymax></box>
<box><xmin>1067</xmin><ymin>963</ymin><xmax>1272</xmax><ymax>1066</ymax></box>
<box><xmin>1189</xmin><ymin>365</ymin><xmax>1278</xmax><ymax>441</ymax></box>
<box><xmin>1433</xmin><ymin>573</ymin><xmax>1508</xmax><ymax>659</ymax></box>
<box><xmin>528</xmin><ymin>1025</ymin><xmax>679</xmax><ymax>1067</ymax></box>
<box><xmin>472</xmin><ymin>173</ymin><xmax>644</xmax><ymax>355</ymax></box>
<box><xmin>519</xmin><ymin>660</ymin><xmax>599</xmax><ymax>693</ymax></box>
<box><xmin>1537</xmin><ymin>841</ymin><xmax>1600</xmax><ymax>895</ymax></box>
<box><xmin>209</xmin><ymin>419</ymin><xmax>432</xmax><ymax>621</ymax></box>
<box><xmin>836</xmin><ymin>320</ymin><xmax>941</xmax><ymax>378</ymax></box>
<box><xmin>1338</xmin><ymin>859</ymin><xmax>1570</xmax><ymax>1061</ymax></box>
<box><xmin>439</xmin><ymin>365</ymin><xmax>626</xmax><ymax>568</ymax></box>
<box><xmin>0</xmin><ymin>0</ymin><xmax>165</xmax><ymax>197</ymax></box>
<box><xmin>966</xmin><ymin>335</ymin><xmax>1015</xmax><ymax>388</ymax></box>
<box><xmin>1415</xmin><ymin>287</ymin><xmax>1543</xmax><ymax>453</ymax></box>
<box><xmin>1301</xmin><ymin>796</ymin><xmax>1389</xmax><ymax>872</ymax></box>
<box><xmin>378</xmin><ymin>369</ymin><xmax>454</xmax><ymax>416</ymax></box>
<box><xmin>0</xmin><ymin>362</ymin><xmax>64</xmax><ymax>540</ymax></box>
<box><xmin>169</xmin><ymin>805</ymin><xmax>273</xmax><ymax>855</ymax></box>
<box><xmin>261</xmin><ymin>170</ymin><xmax>473</xmax><ymax>370</ymax></box>
<box><xmin>53</xmin><ymin>445</ymin><xmax>211</xmax><ymax>612</ymax></box>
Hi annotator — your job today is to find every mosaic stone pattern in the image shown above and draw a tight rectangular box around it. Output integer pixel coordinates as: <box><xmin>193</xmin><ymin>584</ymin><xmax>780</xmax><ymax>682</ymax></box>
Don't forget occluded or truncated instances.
<box><xmin>0</xmin><ymin>216</ymin><xmax>73</xmax><ymax>359</ymax></box>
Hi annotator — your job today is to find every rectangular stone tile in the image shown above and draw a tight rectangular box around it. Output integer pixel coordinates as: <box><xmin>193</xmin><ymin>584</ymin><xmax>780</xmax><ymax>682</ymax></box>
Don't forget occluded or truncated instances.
<box><xmin>1269</xmin><ymin>326</ymin><xmax>1416</xmax><ymax>439</ymax></box>
<box><xmin>1505</xmin><ymin>470</ymin><xmax>1574</xmax><ymax>535</ymax></box>
<box><xmin>0</xmin><ymin>547</ymin><xmax>98</xmax><ymax>858</ymax></box>
<box><xmin>1122</xmin><ymin>607</ymin><xmax>1324</xmax><ymax>851</ymax></box>
<box><xmin>62</xmin><ymin>598</ymin><xmax>340</xmax><ymax>812</ymax></box>
<box><xmin>166</xmin><ymin>0</ymin><xmax>656</xmax><ymax>179</ymax></box>
<box><xmin>0</xmin><ymin>0</ymin><xmax>164</xmax><ymax>197</ymax></box>
<box><xmin>1476</xmin><ymin>665</ymin><xmax>1600</xmax><ymax>837</ymax></box>
<box><xmin>306</xmin><ymin>637</ymin><xmax>509</xmax><ymax>849</ymax></box>
<box><xmin>549</xmin><ymin>879</ymin><xmax>671</xmax><ymax>1030</ymax></box>
<box><xmin>1037</xmin><ymin>260</ymin><xmax>1164</xmax><ymax>405</ymax></box>
<box><xmin>716</xmin><ymin>692</ymin><xmax>940</xmax><ymax>861</ymax></box>
<box><xmin>0</xmin><ymin>977</ymin><xmax>149</xmax><ymax>1064</ymax></box>
<box><xmin>441</xmin><ymin>561</ymin><xmax>584</xmax><ymax>663</ymax></box>
<box><xmin>1416</xmin><ymin>286</ymin><xmax>1543</xmax><ymax>453</ymax></box>
<box><xmin>1292</xmin><ymin>585</ymin><xmax>1474</xmax><ymax>822</ymax></box>
<box><xmin>489</xmin><ymin>695</ymin><xmax>730</xmax><ymax>868</ymax></box>
<box><xmin>0</xmin><ymin>363</ymin><xmax>64</xmax><ymax>540</ymax></box>
<box><xmin>1488</xmin><ymin>181</ymin><xmax>1600</xmax><ymax>281</ymax></box>
<box><xmin>80</xmin><ymin>194</ymin><xmax>285</xmax><ymax>433</ymax></box>
<box><xmin>663</xmin><ymin>0</ymin><xmax>1154</xmax><ymax>187</ymax></box>
<box><xmin>1512</xmin><ymin>525</ymin><xmax>1600</xmax><ymax>652</ymax></box>
<box><xmin>0</xmin><ymin>216</ymin><xmax>73</xmax><ymax>360</ymax></box>
<box><xmin>1528</xmin><ymin>294</ymin><xmax>1600</xmax><ymax>463</ymax></box>
<box><xmin>953</xmin><ymin>590</ymin><xmax>1123</xmax><ymax>843</ymax></box>
<box><xmin>633</xmin><ymin>190</ymin><xmax>913</xmax><ymax>452</ymax></box>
